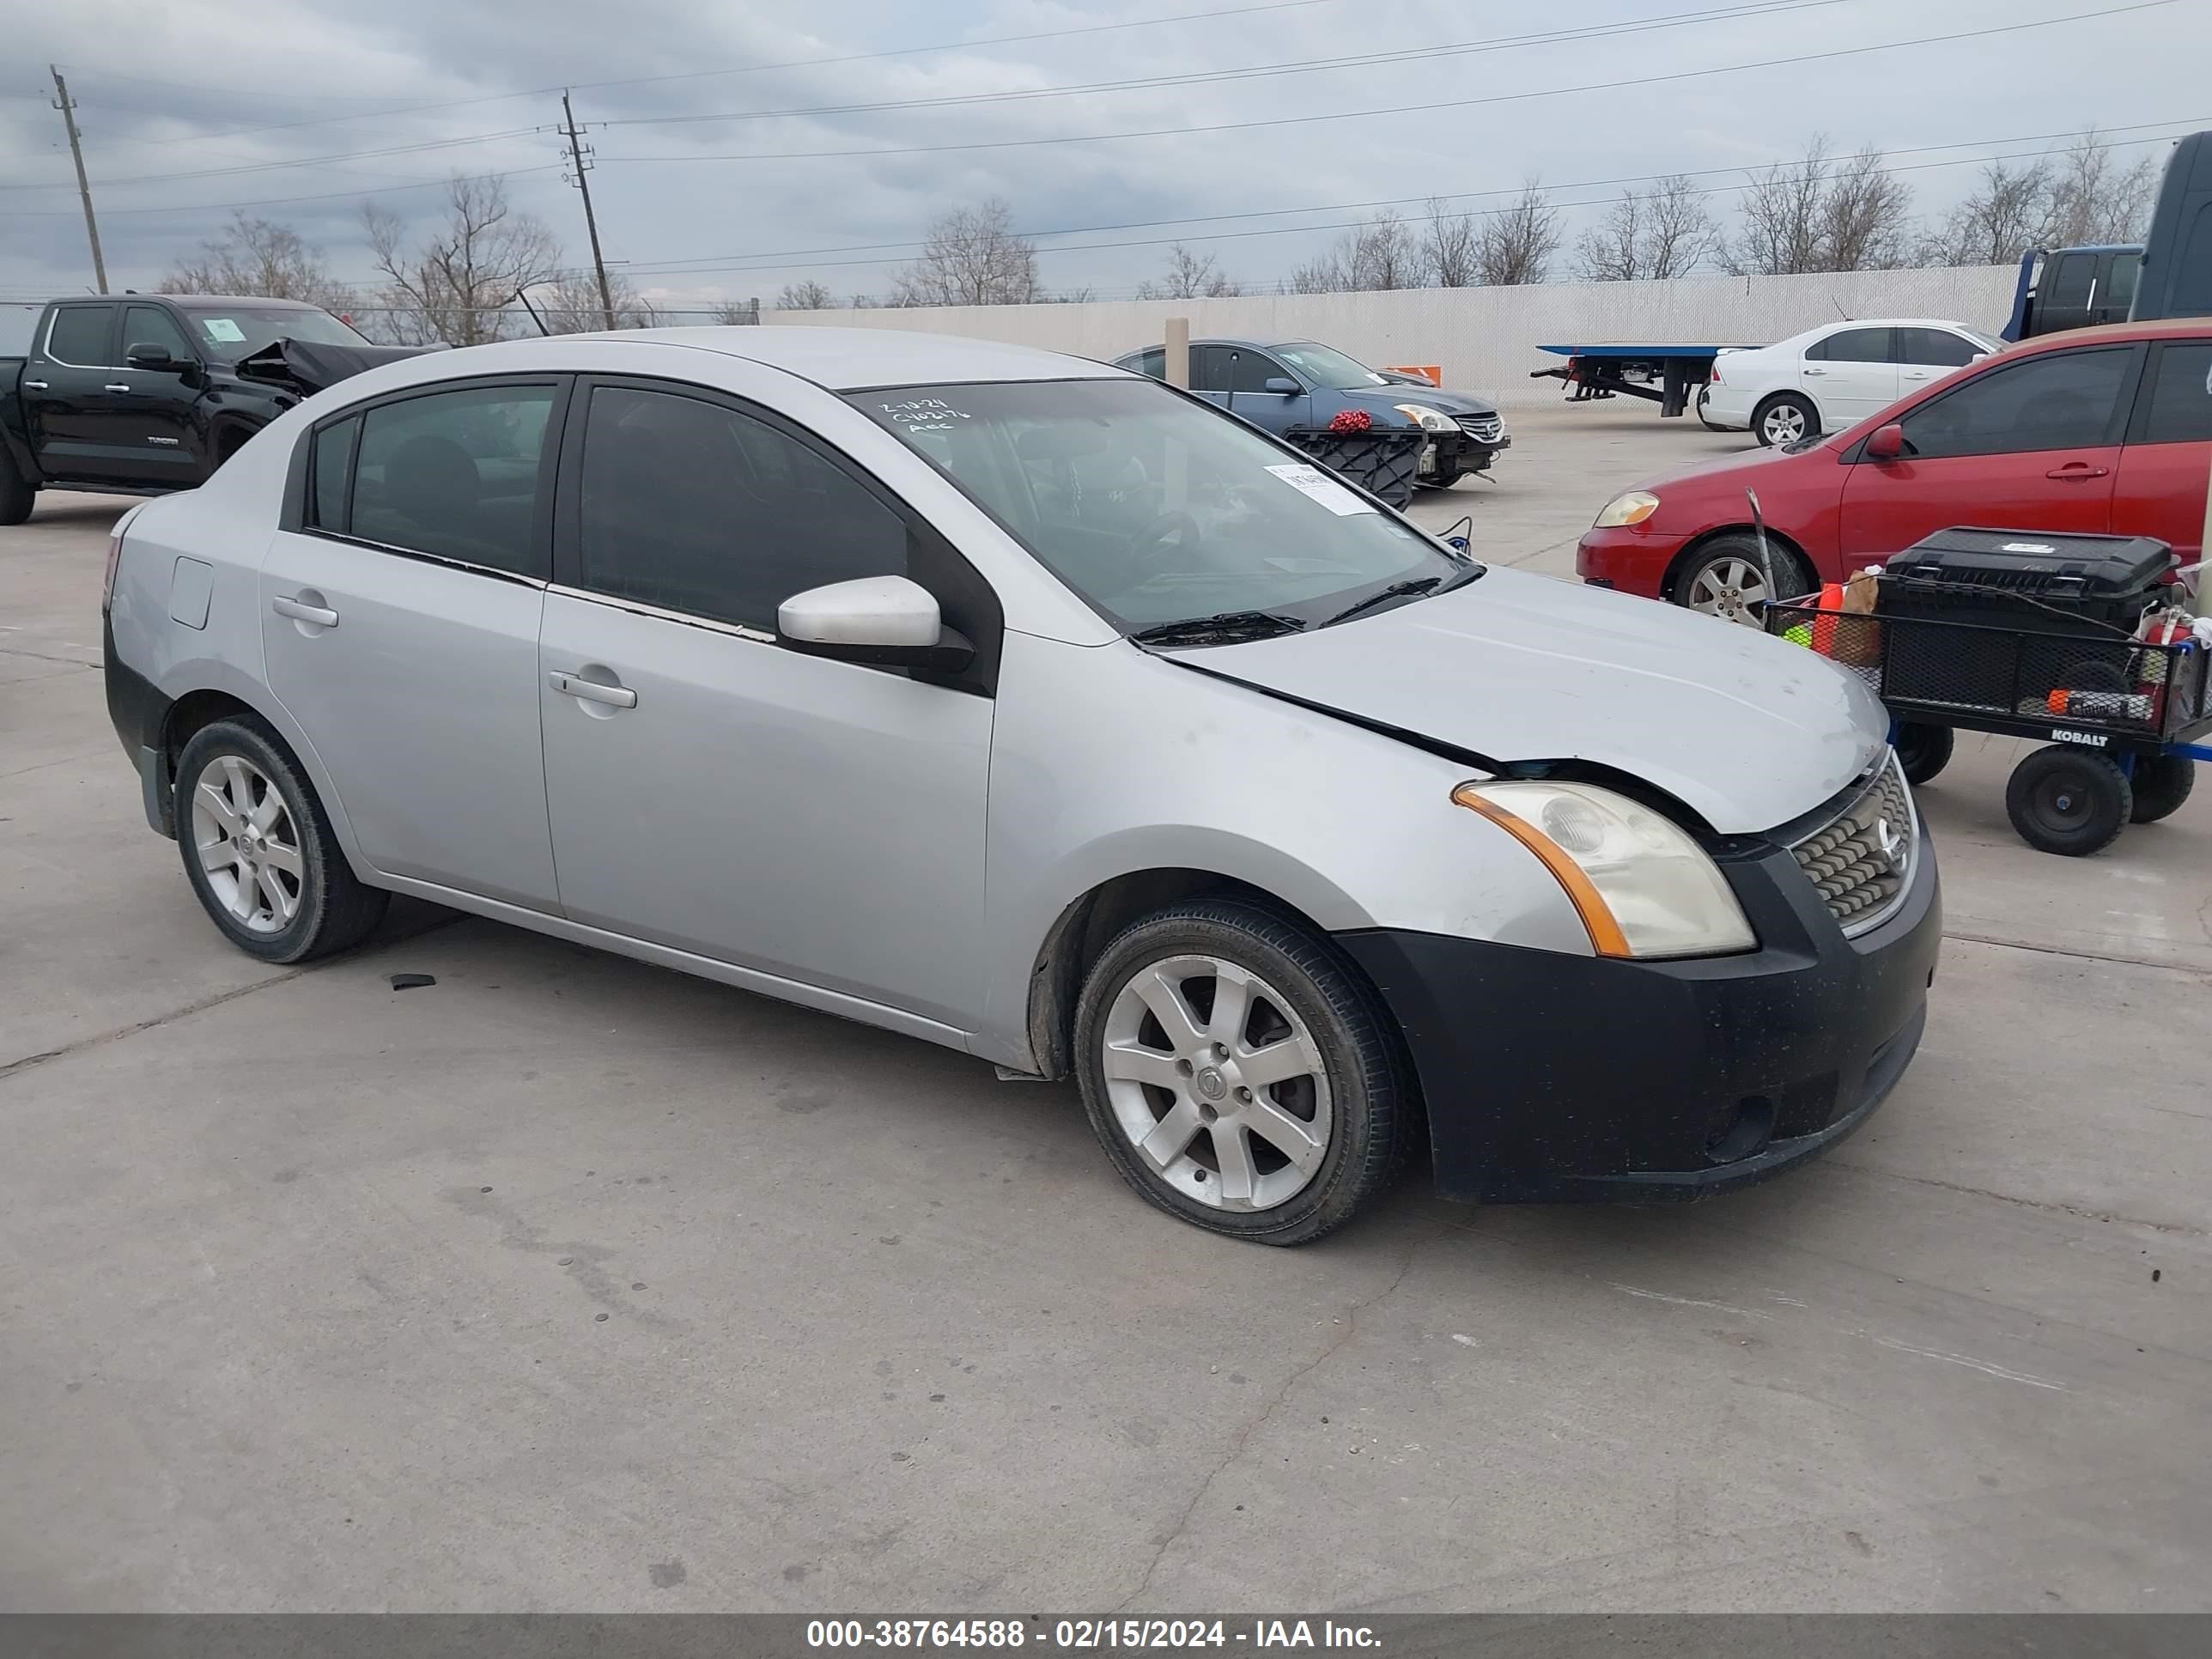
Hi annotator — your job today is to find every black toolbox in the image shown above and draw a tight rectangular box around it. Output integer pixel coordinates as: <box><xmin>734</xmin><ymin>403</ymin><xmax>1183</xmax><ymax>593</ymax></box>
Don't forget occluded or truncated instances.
<box><xmin>1875</xmin><ymin>527</ymin><xmax>2176</xmax><ymax>708</ymax></box>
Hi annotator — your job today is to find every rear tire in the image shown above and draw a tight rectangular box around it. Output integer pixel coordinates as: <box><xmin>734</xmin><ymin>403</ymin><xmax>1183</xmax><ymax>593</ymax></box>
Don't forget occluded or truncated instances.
<box><xmin>174</xmin><ymin>716</ymin><xmax>388</xmax><ymax>963</ymax></box>
<box><xmin>2128</xmin><ymin>754</ymin><xmax>2195</xmax><ymax>823</ymax></box>
<box><xmin>1073</xmin><ymin>899</ymin><xmax>1405</xmax><ymax>1245</ymax></box>
<box><xmin>1753</xmin><ymin>392</ymin><xmax>1819</xmax><ymax>448</ymax></box>
<box><xmin>2006</xmin><ymin>744</ymin><xmax>2131</xmax><ymax>856</ymax></box>
<box><xmin>0</xmin><ymin>449</ymin><xmax>34</xmax><ymax>526</ymax></box>
<box><xmin>1895</xmin><ymin>722</ymin><xmax>1954</xmax><ymax>786</ymax></box>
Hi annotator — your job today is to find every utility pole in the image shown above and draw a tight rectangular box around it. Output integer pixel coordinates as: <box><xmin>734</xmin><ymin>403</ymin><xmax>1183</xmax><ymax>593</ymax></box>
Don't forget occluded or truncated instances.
<box><xmin>50</xmin><ymin>66</ymin><xmax>108</xmax><ymax>295</ymax></box>
<box><xmin>559</xmin><ymin>90</ymin><xmax>617</xmax><ymax>330</ymax></box>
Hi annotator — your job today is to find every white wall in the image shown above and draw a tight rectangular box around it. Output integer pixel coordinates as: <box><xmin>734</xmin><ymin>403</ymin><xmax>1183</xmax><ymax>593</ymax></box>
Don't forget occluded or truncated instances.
<box><xmin>769</xmin><ymin>266</ymin><xmax>2019</xmax><ymax>407</ymax></box>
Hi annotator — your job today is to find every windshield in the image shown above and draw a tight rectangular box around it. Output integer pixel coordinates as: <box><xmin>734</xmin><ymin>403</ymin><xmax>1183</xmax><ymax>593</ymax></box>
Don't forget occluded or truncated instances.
<box><xmin>849</xmin><ymin>379</ymin><xmax>1470</xmax><ymax>634</ymax></box>
<box><xmin>1961</xmin><ymin>326</ymin><xmax>2004</xmax><ymax>355</ymax></box>
<box><xmin>1269</xmin><ymin>342</ymin><xmax>1390</xmax><ymax>392</ymax></box>
<box><xmin>179</xmin><ymin>307</ymin><xmax>369</xmax><ymax>362</ymax></box>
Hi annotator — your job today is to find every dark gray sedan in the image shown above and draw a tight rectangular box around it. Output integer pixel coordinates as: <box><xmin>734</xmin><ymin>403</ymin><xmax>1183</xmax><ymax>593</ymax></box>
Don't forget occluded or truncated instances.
<box><xmin>1114</xmin><ymin>337</ymin><xmax>1507</xmax><ymax>487</ymax></box>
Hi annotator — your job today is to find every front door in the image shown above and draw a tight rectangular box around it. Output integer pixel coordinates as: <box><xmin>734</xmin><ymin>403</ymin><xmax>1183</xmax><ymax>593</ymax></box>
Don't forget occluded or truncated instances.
<box><xmin>2112</xmin><ymin>337</ymin><xmax>2212</xmax><ymax>564</ymax></box>
<box><xmin>538</xmin><ymin>379</ymin><xmax>993</xmax><ymax>1030</ymax></box>
<box><xmin>105</xmin><ymin>304</ymin><xmax>204</xmax><ymax>489</ymax></box>
<box><xmin>1802</xmin><ymin>325</ymin><xmax>1898</xmax><ymax>427</ymax></box>
<box><xmin>1223</xmin><ymin>349</ymin><xmax>1309</xmax><ymax>434</ymax></box>
<box><xmin>1838</xmin><ymin>342</ymin><xmax>2137</xmax><ymax>563</ymax></box>
<box><xmin>259</xmin><ymin>378</ymin><xmax>566</xmax><ymax>909</ymax></box>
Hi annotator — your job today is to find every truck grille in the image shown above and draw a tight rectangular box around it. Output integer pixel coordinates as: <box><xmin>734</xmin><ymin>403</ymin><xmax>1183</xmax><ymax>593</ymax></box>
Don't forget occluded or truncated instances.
<box><xmin>1787</xmin><ymin>754</ymin><xmax>1916</xmax><ymax>937</ymax></box>
<box><xmin>1456</xmin><ymin>414</ymin><xmax>1504</xmax><ymax>443</ymax></box>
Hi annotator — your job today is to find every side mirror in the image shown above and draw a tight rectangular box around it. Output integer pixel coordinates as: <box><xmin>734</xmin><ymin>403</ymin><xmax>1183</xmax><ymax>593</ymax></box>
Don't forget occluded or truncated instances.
<box><xmin>1864</xmin><ymin>422</ymin><xmax>1906</xmax><ymax>461</ymax></box>
<box><xmin>126</xmin><ymin>343</ymin><xmax>181</xmax><ymax>371</ymax></box>
<box><xmin>776</xmin><ymin>574</ymin><xmax>974</xmax><ymax>672</ymax></box>
<box><xmin>1263</xmin><ymin>377</ymin><xmax>1301</xmax><ymax>396</ymax></box>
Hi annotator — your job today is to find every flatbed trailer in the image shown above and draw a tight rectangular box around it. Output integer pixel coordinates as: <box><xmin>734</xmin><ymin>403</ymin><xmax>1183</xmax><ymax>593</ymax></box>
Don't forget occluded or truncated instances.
<box><xmin>1531</xmin><ymin>343</ymin><xmax>1753</xmax><ymax>418</ymax></box>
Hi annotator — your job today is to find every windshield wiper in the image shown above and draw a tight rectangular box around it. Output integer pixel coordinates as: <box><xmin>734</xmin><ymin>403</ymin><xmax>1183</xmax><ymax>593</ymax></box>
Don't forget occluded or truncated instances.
<box><xmin>1322</xmin><ymin>576</ymin><xmax>1445</xmax><ymax>627</ymax></box>
<box><xmin>1130</xmin><ymin>611</ymin><xmax>1308</xmax><ymax>647</ymax></box>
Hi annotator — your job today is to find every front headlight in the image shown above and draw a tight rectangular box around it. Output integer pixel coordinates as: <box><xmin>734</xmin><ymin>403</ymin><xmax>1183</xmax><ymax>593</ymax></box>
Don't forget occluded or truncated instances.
<box><xmin>1393</xmin><ymin>403</ymin><xmax>1458</xmax><ymax>433</ymax></box>
<box><xmin>1452</xmin><ymin>781</ymin><xmax>1756</xmax><ymax>959</ymax></box>
<box><xmin>1594</xmin><ymin>489</ymin><xmax>1660</xmax><ymax>528</ymax></box>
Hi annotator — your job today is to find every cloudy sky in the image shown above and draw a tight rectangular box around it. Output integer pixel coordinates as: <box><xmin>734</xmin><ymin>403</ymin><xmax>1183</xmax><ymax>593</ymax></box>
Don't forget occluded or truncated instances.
<box><xmin>3</xmin><ymin>0</ymin><xmax>2207</xmax><ymax>312</ymax></box>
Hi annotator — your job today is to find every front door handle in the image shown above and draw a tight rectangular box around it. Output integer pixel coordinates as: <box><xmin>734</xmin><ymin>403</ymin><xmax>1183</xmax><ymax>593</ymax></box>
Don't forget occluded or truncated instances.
<box><xmin>549</xmin><ymin>670</ymin><xmax>637</xmax><ymax>709</ymax></box>
<box><xmin>104</xmin><ymin>383</ymin><xmax>132</xmax><ymax>394</ymax></box>
<box><xmin>271</xmin><ymin>594</ymin><xmax>339</xmax><ymax>627</ymax></box>
<box><xmin>2045</xmin><ymin>463</ymin><xmax>2110</xmax><ymax>481</ymax></box>
<box><xmin>22</xmin><ymin>380</ymin><xmax>49</xmax><ymax>391</ymax></box>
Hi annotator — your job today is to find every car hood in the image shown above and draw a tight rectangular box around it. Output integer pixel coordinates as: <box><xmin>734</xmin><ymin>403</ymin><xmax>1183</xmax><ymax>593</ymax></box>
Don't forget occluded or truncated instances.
<box><xmin>1182</xmin><ymin>567</ymin><xmax>1887</xmax><ymax>835</ymax></box>
<box><xmin>1338</xmin><ymin>386</ymin><xmax>1500</xmax><ymax>419</ymax></box>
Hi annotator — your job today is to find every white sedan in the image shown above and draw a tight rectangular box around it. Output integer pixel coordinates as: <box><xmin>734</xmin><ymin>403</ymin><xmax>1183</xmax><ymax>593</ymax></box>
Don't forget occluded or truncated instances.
<box><xmin>1700</xmin><ymin>319</ymin><xmax>2002</xmax><ymax>447</ymax></box>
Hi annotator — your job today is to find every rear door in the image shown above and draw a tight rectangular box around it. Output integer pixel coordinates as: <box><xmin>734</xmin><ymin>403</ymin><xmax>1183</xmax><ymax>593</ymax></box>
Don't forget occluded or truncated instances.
<box><xmin>21</xmin><ymin>303</ymin><xmax>122</xmax><ymax>483</ymax></box>
<box><xmin>1838</xmin><ymin>342</ymin><xmax>2137</xmax><ymax>562</ymax></box>
<box><xmin>2112</xmin><ymin>337</ymin><xmax>2212</xmax><ymax>565</ymax></box>
<box><xmin>1187</xmin><ymin>346</ymin><xmax>1232</xmax><ymax>412</ymax></box>
<box><xmin>259</xmin><ymin>377</ymin><xmax>567</xmax><ymax>909</ymax></box>
<box><xmin>1802</xmin><ymin>326</ymin><xmax>1898</xmax><ymax>427</ymax></box>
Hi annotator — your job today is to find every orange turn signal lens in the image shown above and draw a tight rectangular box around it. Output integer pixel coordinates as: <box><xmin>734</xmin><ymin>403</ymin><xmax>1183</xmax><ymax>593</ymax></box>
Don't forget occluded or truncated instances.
<box><xmin>1450</xmin><ymin>783</ymin><xmax>1633</xmax><ymax>957</ymax></box>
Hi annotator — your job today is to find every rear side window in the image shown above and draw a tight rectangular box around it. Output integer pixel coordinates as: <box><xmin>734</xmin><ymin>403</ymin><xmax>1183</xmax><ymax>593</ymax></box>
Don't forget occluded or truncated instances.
<box><xmin>1897</xmin><ymin>328</ymin><xmax>1981</xmax><ymax>368</ymax></box>
<box><xmin>1808</xmin><ymin>327</ymin><xmax>1893</xmax><ymax>363</ymax></box>
<box><xmin>575</xmin><ymin>384</ymin><xmax>907</xmax><ymax>630</ymax></box>
<box><xmin>1898</xmin><ymin>346</ymin><xmax>2132</xmax><ymax>459</ymax></box>
<box><xmin>1188</xmin><ymin>346</ymin><xmax>1231</xmax><ymax>392</ymax></box>
<box><xmin>2137</xmin><ymin>343</ymin><xmax>2212</xmax><ymax>444</ymax></box>
<box><xmin>46</xmin><ymin>306</ymin><xmax>115</xmax><ymax>365</ymax></box>
<box><xmin>310</xmin><ymin>415</ymin><xmax>359</xmax><ymax>529</ymax></box>
<box><xmin>349</xmin><ymin>385</ymin><xmax>556</xmax><ymax>575</ymax></box>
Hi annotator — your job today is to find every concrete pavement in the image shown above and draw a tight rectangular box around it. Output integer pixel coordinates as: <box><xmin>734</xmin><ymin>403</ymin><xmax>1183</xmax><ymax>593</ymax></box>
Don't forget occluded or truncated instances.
<box><xmin>3</xmin><ymin>405</ymin><xmax>2206</xmax><ymax>1612</ymax></box>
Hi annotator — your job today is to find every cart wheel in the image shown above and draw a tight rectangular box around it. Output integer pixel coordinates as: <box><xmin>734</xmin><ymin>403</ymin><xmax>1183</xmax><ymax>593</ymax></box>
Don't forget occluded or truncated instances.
<box><xmin>1894</xmin><ymin>722</ymin><xmax>1954</xmax><ymax>786</ymax></box>
<box><xmin>2128</xmin><ymin>754</ymin><xmax>2195</xmax><ymax>823</ymax></box>
<box><xmin>2006</xmin><ymin>745</ymin><xmax>2133</xmax><ymax>855</ymax></box>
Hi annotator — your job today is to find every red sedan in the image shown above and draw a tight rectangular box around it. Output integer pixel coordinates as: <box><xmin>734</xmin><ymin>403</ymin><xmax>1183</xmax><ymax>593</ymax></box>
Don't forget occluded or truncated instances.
<box><xmin>1577</xmin><ymin>319</ymin><xmax>2212</xmax><ymax>623</ymax></box>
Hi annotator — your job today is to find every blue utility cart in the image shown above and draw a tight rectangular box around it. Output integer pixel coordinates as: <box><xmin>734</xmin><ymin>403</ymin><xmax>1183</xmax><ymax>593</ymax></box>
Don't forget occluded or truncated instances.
<box><xmin>1530</xmin><ymin>343</ymin><xmax>1751</xmax><ymax>420</ymax></box>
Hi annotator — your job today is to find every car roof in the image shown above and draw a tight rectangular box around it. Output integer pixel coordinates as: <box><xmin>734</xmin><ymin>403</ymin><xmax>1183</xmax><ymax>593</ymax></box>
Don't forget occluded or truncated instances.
<box><xmin>614</xmin><ymin>325</ymin><xmax>1125</xmax><ymax>389</ymax></box>
<box><xmin>157</xmin><ymin>295</ymin><xmax>331</xmax><ymax>311</ymax></box>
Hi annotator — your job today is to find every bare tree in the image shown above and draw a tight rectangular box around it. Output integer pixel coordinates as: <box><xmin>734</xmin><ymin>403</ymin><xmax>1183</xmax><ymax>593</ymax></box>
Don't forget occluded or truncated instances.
<box><xmin>2045</xmin><ymin>130</ymin><xmax>2160</xmax><ymax>246</ymax></box>
<box><xmin>1918</xmin><ymin>158</ymin><xmax>2058</xmax><ymax>266</ymax></box>
<box><xmin>1576</xmin><ymin>175</ymin><xmax>1719</xmax><ymax>282</ymax></box>
<box><xmin>1287</xmin><ymin>210</ymin><xmax>1423</xmax><ymax>294</ymax></box>
<box><xmin>160</xmin><ymin>213</ymin><xmax>355</xmax><ymax>312</ymax></box>
<box><xmin>1421</xmin><ymin>198</ymin><xmax>1479</xmax><ymax>287</ymax></box>
<box><xmin>1817</xmin><ymin>147</ymin><xmax>1913</xmax><ymax>271</ymax></box>
<box><xmin>775</xmin><ymin>280</ymin><xmax>836</xmax><ymax>312</ymax></box>
<box><xmin>1476</xmin><ymin>179</ymin><xmax>1562</xmax><ymax>286</ymax></box>
<box><xmin>1135</xmin><ymin>243</ymin><xmax>1243</xmax><ymax>300</ymax></box>
<box><xmin>890</xmin><ymin>198</ymin><xmax>1042</xmax><ymax>307</ymax></box>
<box><xmin>532</xmin><ymin>272</ymin><xmax>663</xmax><ymax>333</ymax></box>
<box><xmin>1729</xmin><ymin>137</ymin><xmax>1832</xmax><ymax>275</ymax></box>
<box><xmin>1285</xmin><ymin>247</ymin><xmax>1349</xmax><ymax>294</ymax></box>
<box><xmin>711</xmin><ymin>298</ymin><xmax>761</xmax><ymax>324</ymax></box>
<box><xmin>363</xmin><ymin>175</ymin><xmax>562</xmax><ymax>346</ymax></box>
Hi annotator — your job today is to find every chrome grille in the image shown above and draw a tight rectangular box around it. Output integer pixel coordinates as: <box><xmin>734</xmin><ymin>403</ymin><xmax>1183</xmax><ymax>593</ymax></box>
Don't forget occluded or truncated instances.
<box><xmin>1457</xmin><ymin>414</ymin><xmax>1504</xmax><ymax>443</ymax></box>
<box><xmin>1788</xmin><ymin>754</ymin><xmax>1916</xmax><ymax>937</ymax></box>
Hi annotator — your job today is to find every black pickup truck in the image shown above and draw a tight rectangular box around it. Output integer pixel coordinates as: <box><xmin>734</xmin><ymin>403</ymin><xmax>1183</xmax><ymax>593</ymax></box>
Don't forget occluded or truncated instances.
<box><xmin>1</xmin><ymin>294</ymin><xmax>428</xmax><ymax>525</ymax></box>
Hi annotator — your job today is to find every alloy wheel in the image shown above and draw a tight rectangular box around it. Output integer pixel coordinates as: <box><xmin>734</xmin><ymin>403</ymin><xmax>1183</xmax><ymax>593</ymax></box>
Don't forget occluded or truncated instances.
<box><xmin>190</xmin><ymin>754</ymin><xmax>303</xmax><ymax>935</ymax></box>
<box><xmin>1685</xmin><ymin>556</ymin><xmax>1769</xmax><ymax>627</ymax></box>
<box><xmin>1761</xmin><ymin>402</ymin><xmax>1808</xmax><ymax>445</ymax></box>
<box><xmin>1099</xmin><ymin>954</ymin><xmax>1334</xmax><ymax>1212</ymax></box>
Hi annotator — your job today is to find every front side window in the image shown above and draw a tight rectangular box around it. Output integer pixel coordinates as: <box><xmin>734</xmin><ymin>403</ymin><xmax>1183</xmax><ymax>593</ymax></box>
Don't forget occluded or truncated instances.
<box><xmin>46</xmin><ymin>306</ymin><xmax>116</xmax><ymax>365</ymax></box>
<box><xmin>1896</xmin><ymin>346</ymin><xmax>2131</xmax><ymax>459</ymax></box>
<box><xmin>1133</xmin><ymin>348</ymin><xmax>1165</xmax><ymax>380</ymax></box>
<box><xmin>2138</xmin><ymin>343</ymin><xmax>2212</xmax><ymax>444</ymax></box>
<box><xmin>1897</xmin><ymin>327</ymin><xmax>1983</xmax><ymax>369</ymax></box>
<box><xmin>576</xmin><ymin>385</ymin><xmax>907</xmax><ymax>630</ymax></box>
<box><xmin>1808</xmin><ymin>327</ymin><xmax>1893</xmax><ymax>364</ymax></box>
<box><xmin>124</xmin><ymin>305</ymin><xmax>198</xmax><ymax>363</ymax></box>
<box><xmin>849</xmin><ymin>379</ymin><xmax>1467</xmax><ymax>633</ymax></box>
<box><xmin>348</xmin><ymin>385</ymin><xmax>556</xmax><ymax>574</ymax></box>
<box><xmin>1225</xmin><ymin>350</ymin><xmax>1289</xmax><ymax>393</ymax></box>
<box><xmin>2048</xmin><ymin>252</ymin><xmax>2095</xmax><ymax>310</ymax></box>
<box><xmin>2107</xmin><ymin>252</ymin><xmax>2141</xmax><ymax>310</ymax></box>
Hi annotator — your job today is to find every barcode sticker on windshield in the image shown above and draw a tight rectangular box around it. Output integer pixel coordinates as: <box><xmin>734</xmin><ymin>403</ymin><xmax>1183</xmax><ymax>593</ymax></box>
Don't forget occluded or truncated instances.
<box><xmin>200</xmin><ymin>319</ymin><xmax>246</xmax><ymax>343</ymax></box>
<box><xmin>1265</xmin><ymin>463</ymin><xmax>1371</xmax><ymax>516</ymax></box>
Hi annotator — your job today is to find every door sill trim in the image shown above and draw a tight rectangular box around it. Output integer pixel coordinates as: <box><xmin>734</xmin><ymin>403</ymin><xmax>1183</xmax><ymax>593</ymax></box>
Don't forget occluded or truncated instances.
<box><xmin>374</xmin><ymin>873</ymin><xmax>976</xmax><ymax>1054</ymax></box>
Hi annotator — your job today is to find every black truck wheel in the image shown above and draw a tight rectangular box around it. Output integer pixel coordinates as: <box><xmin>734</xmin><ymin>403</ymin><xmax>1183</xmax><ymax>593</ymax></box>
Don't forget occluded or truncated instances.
<box><xmin>0</xmin><ymin>449</ymin><xmax>34</xmax><ymax>526</ymax></box>
<box><xmin>1894</xmin><ymin>722</ymin><xmax>1954</xmax><ymax>786</ymax></box>
<box><xmin>2006</xmin><ymin>744</ymin><xmax>2132</xmax><ymax>855</ymax></box>
<box><xmin>2128</xmin><ymin>754</ymin><xmax>2195</xmax><ymax>823</ymax></box>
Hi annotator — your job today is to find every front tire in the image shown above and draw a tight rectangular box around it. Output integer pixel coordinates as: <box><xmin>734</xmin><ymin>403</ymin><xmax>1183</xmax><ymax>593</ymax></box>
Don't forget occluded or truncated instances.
<box><xmin>174</xmin><ymin>717</ymin><xmax>388</xmax><ymax>962</ymax></box>
<box><xmin>2006</xmin><ymin>744</ymin><xmax>2131</xmax><ymax>856</ymax></box>
<box><xmin>0</xmin><ymin>449</ymin><xmax>34</xmax><ymax>526</ymax></box>
<box><xmin>1753</xmin><ymin>392</ymin><xmax>1819</xmax><ymax>448</ymax></box>
<box><xmin>1073</xmin><ymin>900</ymin><xmax>1405</xmax><ymax>1245</ymax></box>
<box><xmin>1673</xmin><ymin>534</ymin><xmax>1813</xmax><ymax>628</ymax></box>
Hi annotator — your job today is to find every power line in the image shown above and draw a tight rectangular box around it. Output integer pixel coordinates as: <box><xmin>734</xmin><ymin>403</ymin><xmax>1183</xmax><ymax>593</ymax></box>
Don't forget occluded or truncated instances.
<box><xmin>3</xmin><ymin>163</ymin><xmax>568</xmax><ymax>219</ymax></box>
<box><xmin>606</xmin><ymin>0</ymin><xmax>2176</xmax><ymax>166</ymax></box>
<box><xmin>611</xmin><ymin>118</ymin><xmax>2207</xmax><ymax>278</ymax></box>
<box><xmin>600</xmin><ymin>0</ymin><xmax>1856</xmax><ymax>130</ymax></box>
<box><xmin>0</xmin><ymin>125</ymin><xmax>550</xmax><ymax>192</ymax></box>
<box><xmin>46</xmin><ymin>0</ymin><xmax>1350</xmax><ymax>161</ymax></box>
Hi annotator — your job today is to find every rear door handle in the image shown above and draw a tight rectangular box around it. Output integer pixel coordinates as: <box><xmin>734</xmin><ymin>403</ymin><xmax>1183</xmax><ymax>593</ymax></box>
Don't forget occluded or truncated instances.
<box><xmin>549</xmin><ymin>670</ymin><xmax>637</xmax><ymax>708</ymax></box>
<box><xmin>1802</xmin><ymin>368</ymin><xmax>1827</xmax><ymax>376</ymax></box>
<box><xmin>2045</xmin><ymin>464</ymin><xmax>2110</xmax><ymax>481</ymax></box>
<box><xmin>271</xmin><ymin>594</ymin><xmax>339</xmax><ymax>627</ymax></box>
